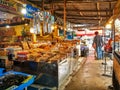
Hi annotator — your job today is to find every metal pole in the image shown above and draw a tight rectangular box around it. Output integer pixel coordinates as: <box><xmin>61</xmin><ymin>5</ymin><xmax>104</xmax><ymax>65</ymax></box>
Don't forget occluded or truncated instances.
<box><xmin>113</xmin><ymin>20</ymin><xmax>115</xmax><ymax>51</ymax></box>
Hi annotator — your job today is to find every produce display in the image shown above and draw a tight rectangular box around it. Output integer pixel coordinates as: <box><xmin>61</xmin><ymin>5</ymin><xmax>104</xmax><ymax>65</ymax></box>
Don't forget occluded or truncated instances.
<box><xmin>0</xmin><ymin>40</ymin><xmax>80</xmax><ymax>89</ymax></box>
<box><xmin>15</xmin><ymin>41</ymin><xmax>79</xmax><ymax>62</ymax></box>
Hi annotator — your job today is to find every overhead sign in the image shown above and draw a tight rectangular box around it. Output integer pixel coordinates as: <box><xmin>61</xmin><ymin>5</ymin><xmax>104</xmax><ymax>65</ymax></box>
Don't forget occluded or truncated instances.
<box><xmin>26</xmin><ymin>4</ymin><xmax>39</xmax><ymax>14</ymax></box>
<box><xmin>24</xmin><ymin>4</ymin><xmax>39</xmax><ymax>18</ymax></box>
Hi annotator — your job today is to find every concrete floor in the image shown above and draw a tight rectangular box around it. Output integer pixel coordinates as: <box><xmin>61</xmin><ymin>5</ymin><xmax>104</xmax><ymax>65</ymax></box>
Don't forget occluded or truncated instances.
<box><xmin>64</xmin><ymin>51</ymin><xmax>112</xmax><ymax>90</ymax></box>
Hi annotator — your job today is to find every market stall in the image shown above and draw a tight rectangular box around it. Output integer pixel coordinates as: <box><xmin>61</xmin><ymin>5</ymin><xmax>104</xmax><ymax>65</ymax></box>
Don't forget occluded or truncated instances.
<box><xmin>112</xmin><ymin>15</ymin><xmax>120</xmax><ymax>90</ymax></box>
<box><xmin>0</xmin><ymin>1</ymin><xmax>84</xmax><ymax>89</ymax></box>
<box><xmin>12</xmin><ymin>40</ymin><xmax>79</xmax><ymax>89</ymax></box>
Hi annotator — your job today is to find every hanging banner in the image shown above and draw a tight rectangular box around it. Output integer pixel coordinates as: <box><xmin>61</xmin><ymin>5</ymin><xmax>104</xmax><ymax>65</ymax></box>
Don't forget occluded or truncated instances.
<box><xmin>48</xmin><ymin>15</ymin><xmax>54</xmax><ymax>24</ymax></box>
<box><xmin>26</xmin><ymin>4</ymin><xmax>39</xmax><ymax>14</ymax></box>
<box><xmin>24</xmin><ymin>4</ymin><xmax>39</xmax><ymax>18</ymax></box>
<box><xmin>43</xmin><ymin>11</ymin><xmax>51</xmax><ymax>23</ymax></box>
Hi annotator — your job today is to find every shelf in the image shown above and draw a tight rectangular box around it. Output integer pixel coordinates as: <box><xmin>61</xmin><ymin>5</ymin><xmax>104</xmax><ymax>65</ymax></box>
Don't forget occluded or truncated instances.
<box><xmin>0</xmin><ymin>20</ymin><xmax>30</xmax><ymax>27</ymax></box>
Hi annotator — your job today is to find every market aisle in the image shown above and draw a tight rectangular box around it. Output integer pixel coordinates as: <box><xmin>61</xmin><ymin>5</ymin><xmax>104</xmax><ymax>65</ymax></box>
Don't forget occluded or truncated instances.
<box><xmin>64</xmin><ymin>50</ymin><xmax>112</xmax><ymax>90</ymax></box>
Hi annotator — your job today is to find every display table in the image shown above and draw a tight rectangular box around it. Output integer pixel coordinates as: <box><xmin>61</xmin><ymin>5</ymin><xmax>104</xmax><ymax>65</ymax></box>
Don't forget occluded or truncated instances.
<box><xmin>13</xmin><ymin>54</ymin><xmax>80</xmax><ymax>89</ymax></box>
<box><xmin>113</xmin><ymin>52</ymin><xmax>120</xmax><ymax>90</ymax></box>
<box><xmin>11</xmin><ymin>42</ymin><xmax>81</xmax><ymax>89</ymax></box>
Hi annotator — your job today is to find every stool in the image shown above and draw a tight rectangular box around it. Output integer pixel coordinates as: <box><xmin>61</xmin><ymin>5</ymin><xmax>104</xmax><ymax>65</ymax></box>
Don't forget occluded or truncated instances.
<box><xmin>102</xmin><ymin>52</ymin><xmax>113</xmax><ymax>77</ymax></box>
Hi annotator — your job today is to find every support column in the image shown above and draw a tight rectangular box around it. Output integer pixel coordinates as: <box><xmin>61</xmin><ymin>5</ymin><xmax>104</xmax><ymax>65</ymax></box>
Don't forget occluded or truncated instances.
<box><xmin>42</xmin><ymin>0</ymin><xmax>45</xmax><ymax>36</ymax></box>
<box><xmin>64</xmin><ymin>0</ymin><xmax>66</xmax><ymax>38</ymax></box>
<box><xmin>32</xmin><ymin>34</ymin><xmax>37</xmax><ymax>43</ymax></box>
<box><xmin>40</xmin><ymin>22</ymin><xmax>43</xmax><ymax>36</ymax></box>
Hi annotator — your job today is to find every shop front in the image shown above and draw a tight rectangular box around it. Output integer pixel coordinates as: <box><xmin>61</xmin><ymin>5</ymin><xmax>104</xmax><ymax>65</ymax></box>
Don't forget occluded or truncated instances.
<box><xmin>0</xmin><ymin>0</ymin><xmax>85</xmax><ymax>90</ymax></box>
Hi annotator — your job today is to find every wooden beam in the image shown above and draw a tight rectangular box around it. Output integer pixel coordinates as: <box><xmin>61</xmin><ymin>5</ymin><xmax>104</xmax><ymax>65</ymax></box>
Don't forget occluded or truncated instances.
<box><xmin>64</xmin><ymin>0</ymin><xmax>66</xmax><ymax>37</ymax></box>
<box><xmin>41</xmin><ymin>0</ymin><xmax>117</xmax><ymax>4</ymax></box>
<box><xmin>42</xmin><ymin>0</ymin><xmax>44</xmax><ymax>36</ymax></box>
<box><xmin>96</xmin><ymin>2</ymin><xmax>101</xmax><ymax>26</ymax></box>
<box><xmin>109</xmin><ymin>2</ymin><xmax>113</xmax><ymax>16</ymax></box>
<box><xmin>67</xmin><ymin>17</ymin><xmax>106</xmax><ymax>19</ymax></box>
<box><xmin>51</xmin><ymin>0</ymin><xmax>54</xmax><ymax>15</ymax></box>
<box><xmin>69</xmin><ymin>20</ymin><xmax>99</xmax><ymax>23</ymax></box>
<box><xmin>69</xmin><ymin>19</ymin><xmax>106</xmax><ymax>22</ymax></box>
<box><xmin>67</xmin><ymin>18</ymin><xmax>103</xmax><ymax>20</ymax></box>
<box><xmin>29</xmin><ymin>0</ymin><xmax>42</xmax><ymax>2</ymax></box>
<box><xmin>67</xmin><ymin>15</ymin><xmax>110</xmax><ymax>17</ymax></box>
<box><xmin>55</xmin><ymin>13</ymin><xmax>111</xmax><ymax>17</ymax></box>
<box><xmin>54</xmin><ymin>9</ymin><xmax>113</xmax><ymax>12</ymax></box>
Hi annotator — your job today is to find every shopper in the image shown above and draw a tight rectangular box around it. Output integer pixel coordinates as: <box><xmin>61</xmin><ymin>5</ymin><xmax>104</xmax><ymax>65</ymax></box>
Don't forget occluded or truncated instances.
<box><xmin>92</xmin><ymin>31</ymin><xmax>103</xmax><ymax>60</ymax></box>
<box><xmin>104</xmin><ymin>38</ymin><xmax>112</xmax><ymax>53</ymax></box>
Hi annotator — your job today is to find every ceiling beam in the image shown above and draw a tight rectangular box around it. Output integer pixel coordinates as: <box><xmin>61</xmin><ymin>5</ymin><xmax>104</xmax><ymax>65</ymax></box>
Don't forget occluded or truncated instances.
<box><xmin>28</xmin><ymin>0</ymin><xmax>117</xmax><ymax>2</ymax></box>
<box><xmin>38</xmin><ymin>0</ymin><xmax>117</xmax><ymax>4</ymax></box>
<box><xmin>54</xmin><ymin>9</ymin><xmax>113</xmax><ymax>12</ymax></box>
<box><xmin>67</xmin><ymin>17</ymin><xmax>107</xmax><ymax>19</ymax></box>
<box><xmin>55</xmin><ymin>13</ymin><xmax>111</xmax><ymax>17</ymax></box>
<box><xmin>69</xmin><ymin>20</ymin><xmax>100</xmax><ymax>23</ymax></box>
<box><xmin>70</xmin><ymin>22</ymin><xmax>98</xmax><ymax>24</ymax></box>
<box><xmin>67</xmin><ymin>18</ymin><xmax>101</xmax><ymax>20</ymax></box>
<box><xmin>73</xmin><ymin>26</ymin><xmax>102</xmax><ymax>29</ymax></box>
<box><xmin>109</xmin><ymin>2</ymin><xmax>113</xmax><ymax>16</ymax></box>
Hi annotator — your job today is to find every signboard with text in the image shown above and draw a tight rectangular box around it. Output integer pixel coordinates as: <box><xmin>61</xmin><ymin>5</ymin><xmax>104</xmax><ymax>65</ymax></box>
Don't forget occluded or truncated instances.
<box><xmin>24</xmin><ymin>4</ymin><xmax>39</xmax><ymax>18</ymax></box>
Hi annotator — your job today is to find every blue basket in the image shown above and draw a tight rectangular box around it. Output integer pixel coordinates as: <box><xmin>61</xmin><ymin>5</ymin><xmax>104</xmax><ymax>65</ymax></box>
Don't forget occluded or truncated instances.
<box><xmin>0</xmin><ymin>68</ymin><xmax>4</xmax><ymax>75</ymax></box>
<box><xmin>1</xmin><ymin>71</ymin><xmax>36</xmax><ymax>90</ymax></box>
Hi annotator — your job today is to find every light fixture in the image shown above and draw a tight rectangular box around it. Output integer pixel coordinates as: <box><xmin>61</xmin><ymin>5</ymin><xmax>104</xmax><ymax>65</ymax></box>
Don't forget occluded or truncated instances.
<box><xmin>51</xmin><ymin>25</ymin><xmax>54</xmax><ymax>30</ymax></box>
<box><xmin>109</xmin><ymin>19</ymin><xmax>113</xmax><ymax>24</ymax></box>
<box><xmin>21</xmin><ymin>8</ymin><xmax>27</xmax><ymax>14</ymax></box>
<box><xmin>64</xmin><ymin>28</ymin><xmax>66</xmax><ymax>31</ymax></box>
<box><xmin>60</xmin><ymin>27</ymin><xmax>63</xmax><ymax>30</ymax></box>
<box><xmin>6</xmin><ymin>25</ymin><xmax>10</xmax><ymax>28</ymax></box>
<box><xmin>25</xmin><ymin>23</ymin><xmax>28</xmax><ymax>26</ymax></box>
<box><xmin>105</xmin><ymin>24</ymin><xmax>112</xmax><ymax>29</ymax></box>
<box><xmin>30</xmin><ymin>27</ymin><xmax>34</xmax><ymax>33</ymax></box>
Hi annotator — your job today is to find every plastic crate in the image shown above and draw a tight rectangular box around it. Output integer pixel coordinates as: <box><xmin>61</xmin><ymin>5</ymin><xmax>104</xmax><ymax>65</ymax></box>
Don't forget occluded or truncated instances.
<box><xmin>0</xmin><ymin>71</ymin><xmax>36</xmax><ymax>90</ymax></box>
<box><xmin>0</xmin><ymin>68</ymin><xmax>4</xmax><ymax>76</ymax></box>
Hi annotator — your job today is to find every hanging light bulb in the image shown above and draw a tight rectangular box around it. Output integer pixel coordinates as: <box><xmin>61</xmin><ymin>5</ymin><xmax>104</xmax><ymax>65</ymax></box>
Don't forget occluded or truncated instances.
<box><xmin>21</xmin><ymin>8</ymin><xmax>27</xmax><ymax>14</ymax></box>
<box><xmin>30</xmin><ymin>27</ymin><xmax>34</xmax><ymax>33</ymax></box>
<box><xmin>6</xmin><ymin>25</ymin><xmax>10</xmax><ymax>28</ymax></box>
<box><xmin>105</xmin><ymin>24</ymin><xmax>112</xmax><ymax>29</ymax></box>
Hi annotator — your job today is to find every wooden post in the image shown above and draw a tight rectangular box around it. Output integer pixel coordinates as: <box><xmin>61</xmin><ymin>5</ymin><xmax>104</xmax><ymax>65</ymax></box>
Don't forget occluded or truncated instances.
<box><xmin>42</xmin><ymin>0</ymin><xmax>44</xmax><ymax>36</ymax></box>
<box><xmin>40</xmin><ymin>22</ymin><xmax>43</xmax><ymax>36</ymax></box>
<box><xmin>113</xmin><ymin>19</ymin><xmax>115</xmax><ymax>50</ymax></box>
<box><xmin>64</xmin><ymin>0</ymin><xmax>66</xmax><ymax>38</ymax></box>
<box><xmin>51</xmin><ymin>0</ymin><xmax>55</xmax><ymax>16</ymax></box>
<box><xmin>32</xmin><ymin>34</ymin><xmax>37</xmax><ymax>43</ymax></box>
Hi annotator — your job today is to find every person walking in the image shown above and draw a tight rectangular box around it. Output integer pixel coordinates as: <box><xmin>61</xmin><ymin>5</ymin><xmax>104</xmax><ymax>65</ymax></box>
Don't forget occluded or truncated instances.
<box><xmin>92</xmin><ymin>31</ymin><xmax>103</xmax><ymax>60</ymax></box>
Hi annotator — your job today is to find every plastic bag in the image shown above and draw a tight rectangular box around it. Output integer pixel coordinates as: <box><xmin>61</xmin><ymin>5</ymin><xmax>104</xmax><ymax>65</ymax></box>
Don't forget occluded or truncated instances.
<box><xmin>92</xmin><ymin>43</ymin><xmax>96</xmax><ymax>49</ymax></box>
